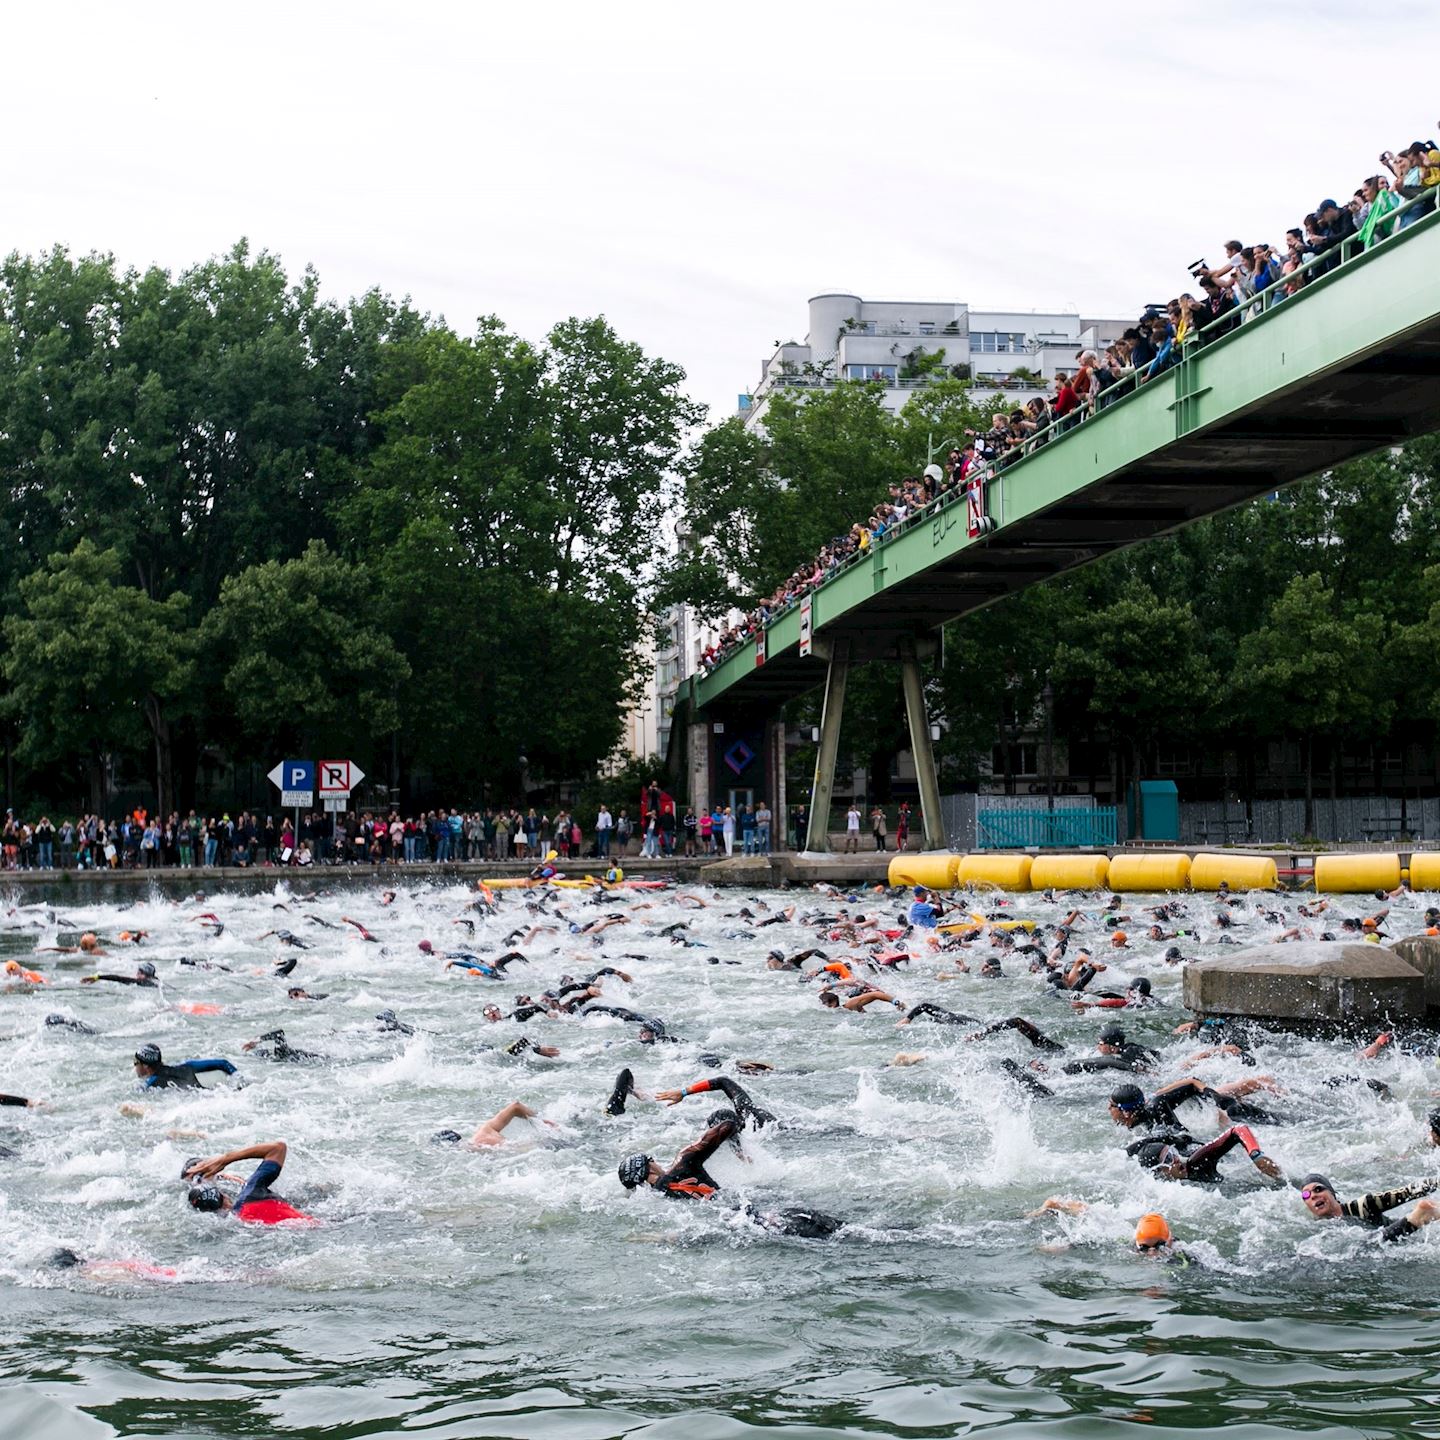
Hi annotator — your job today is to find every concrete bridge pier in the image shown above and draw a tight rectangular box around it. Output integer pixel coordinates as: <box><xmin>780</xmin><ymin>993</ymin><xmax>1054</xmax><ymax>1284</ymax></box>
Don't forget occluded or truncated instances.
<box><xmin>899</xmin><ymin>638</ymin><xmax>946</xmax><ymax>850</ymax></box>
<box><xmin>804</xmin><ymin>639</ymin><xmax>850</xmax><ymax>852</ymax></box>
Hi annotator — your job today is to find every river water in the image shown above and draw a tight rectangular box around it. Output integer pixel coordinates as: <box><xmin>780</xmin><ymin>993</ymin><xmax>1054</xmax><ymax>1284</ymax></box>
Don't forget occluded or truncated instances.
<box><xmin>3</xmin><ymin>876</ymin><xmax>1439</xmax><ymax>1439</ymax></box>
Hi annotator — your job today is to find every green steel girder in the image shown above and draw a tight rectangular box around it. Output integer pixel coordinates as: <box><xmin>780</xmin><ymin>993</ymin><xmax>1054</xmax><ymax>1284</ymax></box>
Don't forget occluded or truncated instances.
<box><xmin>694</xmin><ymin>214</ymin><xmax>1440</xmax><ymax>715</ymax></box>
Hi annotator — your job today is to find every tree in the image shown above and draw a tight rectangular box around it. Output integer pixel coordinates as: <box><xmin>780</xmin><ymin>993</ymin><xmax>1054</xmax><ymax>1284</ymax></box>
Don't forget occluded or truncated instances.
<box><xmin>342</xmin><ymin>313</ymin><xmax>691</xmax><ymax>791</ymax></box>
<box><xmin>1054</xmin><ymin>581</ymin><xmax>1215</xmax><ymax>799</ymax></box>
<box><xmin>1229</xmin><ymin>572</ymin><xmax>1390</xmax><ymax>834</ymax></box>
<box><xmin>200</xmin><ymin>542</ymin><xmax>409</xmax><ymax>763</ymax></box>
<box><xmin>1</xmin><ymin>541</ymin><xmax>192</xmax><ymax>812</ymax></box>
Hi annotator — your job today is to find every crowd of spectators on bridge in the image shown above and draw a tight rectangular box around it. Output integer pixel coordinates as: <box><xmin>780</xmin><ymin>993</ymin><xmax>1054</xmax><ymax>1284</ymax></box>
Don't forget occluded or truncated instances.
<box><xmin>699</xmin><ymin>128</ymin><xmax>1440</xmax><ymax>675</ymax></box>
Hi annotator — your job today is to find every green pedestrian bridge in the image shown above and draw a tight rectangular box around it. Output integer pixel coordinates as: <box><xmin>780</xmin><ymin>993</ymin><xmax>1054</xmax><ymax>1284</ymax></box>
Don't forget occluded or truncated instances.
<box><xmin>679</xmin><ymin>205</ymin><xmax>1440</xmax><ymax>851</ymax></box>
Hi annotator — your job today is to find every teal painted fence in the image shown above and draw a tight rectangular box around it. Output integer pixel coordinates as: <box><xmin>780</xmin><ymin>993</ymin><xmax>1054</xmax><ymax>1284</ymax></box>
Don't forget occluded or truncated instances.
<box><xmin>977</xmin><ymin>807</ymin><xmax>1117</xmax><ymax>849</ymax></box>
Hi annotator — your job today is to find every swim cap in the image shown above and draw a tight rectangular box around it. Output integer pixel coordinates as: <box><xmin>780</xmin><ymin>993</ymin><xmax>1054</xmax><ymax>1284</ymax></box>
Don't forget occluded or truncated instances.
<box><xmin>767</xmin><ymin>949</ymin><xmax>784</xmax><ymax>962</ymax></box>
<box><xmin>1128</xmin><ymin>977</ymin><xmax>1152</xmax><ymax>996</ymax></box>
<box><xmin>377</xmin><ymin>1009</ymin><xmax>397</xmax><ymax>1023</ymax></box>
<box><xmin>188</xmin><ymin>1185</ymin><xmax>224</xmax><ymax>1212</ymax></box>
<box><xmin>80</xmin><ymin>933</ymin><xmax>99</xmax><ymax>951</ymax></box>
<box><xmin>706</xmin><ymin>1107</ymin><xmax>739</xmax><ymax>1129</ymax></box>
<box><xmin>1300</xmin><ymin>1172</ymin><xmax>1334</xmax><ymax>1195</ymax></box>
<box><xmin>431</xmin><ymin>1129</ymin><xmax>463</xmax><ymax>1144</ymax></box>
<box><xmin>137</xmin><ymin>962</ymin><xmax>156</xmax><ymax>979</ymax></box>
<box><xmin>48</xmin><ymin>1247</ymin><xmax>83</xmax><ymax>1269</ymax></box>
<box><xmin>418</xmin><ymin>940</ymin><xmax>434</xmax><ymax>954</ymax></box>
<box><xmin>1163</xmin><ymin>947</ymin><xmax>1183</xmax><ymax>962</ymax></box>
<box><xmin>913</xmin><ymin>886</ymin><xmax>928</xmax><ymax>898</ymax></box>
<box><xmin>617</xmin><ymin>1153</ymin><xmax>651</xmax><ymax>1189</ymax></box>
<box><xmin>1099</xmin><ymin>1024</ymin><xmax>1126</xmax><ymax>1046</ymax></box>
<box><xmin>1110</xmin><ymin>1083</ymin><xmax>1144</xmax><ymax>1110</ymax></box>
<box><xmin>1111</xmin><ymin>931</ymin><xmax>1128</xmax><ymax>944</ymax></box>
<box><xmin>181</xmin><ymin>1156</ymin><xmax>202</xmax><ymax>1177</ymax></box>
<box><xmin>134</xmin><ymin>1043</ymin><xmax>162</xmax><ymax>1067</ymax></box>
<box><xmin>1134</xmin><ymin>1213</ymin><xmax>1171</xmax><ymax>1249</ymax></box>
<box><xmin>697</xmin><ymin>1053</ymin><xmax>724</xmax><ymax>1068</ymax></box>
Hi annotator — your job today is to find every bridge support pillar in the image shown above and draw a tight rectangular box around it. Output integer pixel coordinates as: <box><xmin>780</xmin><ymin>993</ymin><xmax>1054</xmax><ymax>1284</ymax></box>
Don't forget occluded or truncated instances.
<box><xmin>804</xmin><ymin>640</ymin><xmax>850</xmax><ymax>852</ymax></box>
<box><xmin>688</xmin><ymin>717</ymin><xmax>711</xmax><ymax>821</ymax></box>
<box><xmin>899</xmin><ymin>640</ymin><xmax>947</xmax><ymax>850</ymax></box>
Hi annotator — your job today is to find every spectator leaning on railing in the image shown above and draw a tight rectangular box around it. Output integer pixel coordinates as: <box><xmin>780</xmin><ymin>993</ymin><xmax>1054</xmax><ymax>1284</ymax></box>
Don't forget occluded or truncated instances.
<box><xmin>698</xmin><ymin>123</ymin><xmax>1439</xmax><ymax>675</ymax></box>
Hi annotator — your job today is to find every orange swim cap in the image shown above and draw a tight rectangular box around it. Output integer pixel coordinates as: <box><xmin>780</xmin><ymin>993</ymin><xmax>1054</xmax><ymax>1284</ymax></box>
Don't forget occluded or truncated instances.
<box><xmin>1134</xmin><ymin>1213</ymin><xmax>1172</xmax><ymax>1250</ymax></box>
<box><xmin>1111</xmin><ymin>931</ymin><xmax>1128</xmax><ymax>945</ymax></box>
<box><xmin>79</xmin><ymin>933</ymin><xmax>99</xmax><ymax>952</ymax></box>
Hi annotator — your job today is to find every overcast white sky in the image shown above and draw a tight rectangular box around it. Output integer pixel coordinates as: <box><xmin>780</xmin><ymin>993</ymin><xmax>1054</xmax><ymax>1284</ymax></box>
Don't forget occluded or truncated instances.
<box><xmin>5</xmin><ymin>2</ymin><xmax>1438</xmax><ymax>421</ymax></box>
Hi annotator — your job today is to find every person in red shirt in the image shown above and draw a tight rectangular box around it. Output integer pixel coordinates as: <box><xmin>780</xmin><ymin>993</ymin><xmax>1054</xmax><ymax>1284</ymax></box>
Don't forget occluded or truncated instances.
<box><xmin>1051</xmin><ymin>371</ymin><xmax>1079</xmax><ymax>430</ymax></box>
<box><xmin>184</xmin><ymin>1140</ymin><xmax>316</xmax><ymax>1224</ymax></box>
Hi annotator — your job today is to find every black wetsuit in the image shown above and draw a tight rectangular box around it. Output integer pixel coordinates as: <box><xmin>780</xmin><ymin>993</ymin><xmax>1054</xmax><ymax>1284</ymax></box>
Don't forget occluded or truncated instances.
<box><xmin>902</xmin><ymin>1003</ymin><xmax>976</xmax><ymax>1027</ymax></box>
<box><xmin>646</xmin><ymin>1117</ymin><xmax>839</xmax><ymax>1235</ymax></box>
<box><xmin>141</xmin><ymin>1058</ymin><xmax>237</xmax><ymax>1090</ymax></box>
<box><xmin>583</xmin><ymin>1005</ymin><xmax>677</xmax><ymax>1041</ymax></box>
<box><xmin>1</xmin><ymin>1092</ymin><xmax>31</xmax><ymax>1107</ymax></box>
<box><xmin>1128</xmin><ymin>1124</ymin><xmax>1263</xmax><ymax>1182</ymax></box>
<box><xmin>1333</xmin><ymin>1181</ymin><xmax>1440</xmax><ymax>1242</ymax></box>
<box><xmin>973</xmin><ymin>1016</ymin><xmax>1064</xmax><ymax>1052</ymax></box>
<box><xmin>651</xmin><ymin>1118</ymin><xmax>734</xmax><ymax>1198</ymax></box>
<box><xmin>1063</xmin><ymin>1042</ymin><xmax>1159</xmax><ymax>1075</ymax></box>
<box><xmin>88</xmin><ymin>973</ymin><xmax>156</xmax><ymax>987</ymax></box>
<box><xmin>1126</xmin><ymin>1080</ymin><xmax>1228</xmax><ymax>1130</ymax></box>
<box><xmin>247</xmin><ymin>1031</ymin><xmax>321</xmax><ymax>1063</ymax></box>
<box><xmin>45</xmin><ymin>1015</ymin><xmax>97</xmax><ymax>1034</ymax></box>
<box><xmin>684</xmin><ymin>1076</ymin><xmax>776</xmax><ymax>1128</ymax></box>
<box><xmin>1000</xmin><ymin>1058</ymin><xmax>1054</xmax><ymax>1098</ymax></box>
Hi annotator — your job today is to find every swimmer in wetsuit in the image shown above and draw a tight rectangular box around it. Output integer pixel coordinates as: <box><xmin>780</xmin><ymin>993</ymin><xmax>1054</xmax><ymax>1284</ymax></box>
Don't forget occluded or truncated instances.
<box><xmin>1107</xmin><ymin>1076</ymin><xmax>1275</xmax><ymax>1131</ymax></box>
<box><xmin>241</xmin><ymin>1029</ymin><xmax>322</xmax><ymax>1063</ymax></box>
<box><xmin>1127</xmin><ymin>1123</ymin><xmax>1283</xmax><ymax>1182</ymax></box>
<box><xmin>1061</xmin><ymin>1024</ymin><xmax>1159</xmax><ymax>1075</ymax></box>
<box><xmin>184</xmin><ymin>1140</ymin><xmax>315</xmax><ymax>1223</ymax></box>
<box><xmin>966</xmin><ymin>1016</ymin><xmax>1064</xmax><ymax>1052</ymax></box>
<box><xmin>133</xmin><ymin>1043</ymin><xmax>238</xmax><ymax>1090</ymax></box>
<box><xmin>616</xmin><ymin>1116</ymin><xmax>841</xmax><ymax>1237</ymax></box>
<box><xmin>1297</xmin><ymin>1172</ymin><xmax>1440</xmax><ymax>1241</ymax></box>
<box><xmin>654</xmin><ymin>1075</ymin><xmax>777</xmax><ymax>1128</ymax></box>
<box><xmin>45</xmin><ymin>1013</ymin><xmax>98</xmax><ymax>1034</ymax></box>
<box><xmin>582</xmin><ymin>1004</ymin><xmax>679</xmax><ymax>1042</ymax></box>
<box><xmin>82</xmin><ymin>961</ymin><xmax>158</xmax><ymax>987</ymax></box>
<box><xmin>896</xmin><ymin>1002</ymin><xmax>976</xmax><ymax>1027</ymax></box>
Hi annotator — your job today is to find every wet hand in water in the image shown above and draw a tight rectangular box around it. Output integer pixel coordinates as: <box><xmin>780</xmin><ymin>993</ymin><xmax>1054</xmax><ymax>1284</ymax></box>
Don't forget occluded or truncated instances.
<box><xmin>655</xmin><ymin>1089</ymin><xmax>685</xmax><ymax>1105</ymax></box>
<box><xmin>183</xmin><ymin>1155</ymin><xmax>228</xmax><ymax>1180</ymax></box>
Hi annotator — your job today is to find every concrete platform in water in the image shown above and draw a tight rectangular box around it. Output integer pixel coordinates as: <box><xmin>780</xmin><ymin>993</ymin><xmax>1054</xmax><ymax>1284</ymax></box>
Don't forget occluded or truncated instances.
<box><xmin>1183</xmin><ymin>941</ymin><xmax>1431</xmax><ymax>1029</ymax></box>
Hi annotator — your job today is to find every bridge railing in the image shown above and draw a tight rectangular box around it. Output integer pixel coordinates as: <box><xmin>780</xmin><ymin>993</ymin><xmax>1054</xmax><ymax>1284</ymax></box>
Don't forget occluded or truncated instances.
<box><xmin>702</xmin><ymin>182</ymin><xmax>1439</xmax><ymax>677</ymax></box>
<box><xmin>977</xmin><ymin>806</ymin><xmax>1118</xmax><ymax>850</ymax></box>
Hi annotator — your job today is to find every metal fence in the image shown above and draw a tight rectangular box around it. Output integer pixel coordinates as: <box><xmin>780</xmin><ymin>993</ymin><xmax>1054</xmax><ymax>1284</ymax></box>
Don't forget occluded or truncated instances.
<box><xmin>940</xmin><ymin>793</ymin><xmax>1439</xmax><ymax>849</ymax></box>
<box><xmin>1178</xmin><ymin>797</ymin><xmax>1440</xmax><ymax>846</ymax></box>
<box><xmin>978</xmin><ymin>806</ymin><xmax>1117</xmax><ymax>849</ymax></box>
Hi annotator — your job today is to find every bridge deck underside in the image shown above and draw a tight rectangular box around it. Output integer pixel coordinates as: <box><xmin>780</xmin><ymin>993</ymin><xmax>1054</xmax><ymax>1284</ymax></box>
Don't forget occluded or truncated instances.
<box><xmin>713</xmin><ymin>312</ymin><xmax>1440</xmax><ymax>709</ymax></box>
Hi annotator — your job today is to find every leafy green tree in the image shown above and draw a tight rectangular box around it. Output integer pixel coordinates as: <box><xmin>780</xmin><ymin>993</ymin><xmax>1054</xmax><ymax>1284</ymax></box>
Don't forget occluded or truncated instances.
<box><xmin>1</xmin><ymin>541</ymin><xmax>192</xmax><ymax>812</ymax></box>
<box><xmin>1054</xmin><ymin>581</ymin><xmax>1215</xmax><ymax>797</ymax></box>
<box><xmin>200</xmin><ymin>542</ymin><xmax>409</xmax><ymax>764</ymax></box>
<box><xmin>1229</xmin><ymin>572</ymin><xmax>1390</xmax><ymax>833</ymax></box>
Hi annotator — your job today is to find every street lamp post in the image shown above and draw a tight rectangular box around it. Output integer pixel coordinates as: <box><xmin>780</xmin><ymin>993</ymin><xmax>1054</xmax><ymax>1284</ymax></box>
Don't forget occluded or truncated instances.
<box><xmin>1041</xmin><ymin>682</ymin><xmax>1055</xmax><ymax>845</ymax></box>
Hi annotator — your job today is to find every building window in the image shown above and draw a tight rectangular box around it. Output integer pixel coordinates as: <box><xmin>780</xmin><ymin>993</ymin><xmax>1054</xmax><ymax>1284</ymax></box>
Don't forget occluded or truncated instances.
<box><xmin>1155</xmin><ymin>747</ymin><xmax>1192</xmax><ymax>777</ymax></box>
<box><xmin>844</xmin><ymin>364</ymin><xmax>897</xmax><ymax>383</ymax></box>
<box><xmin>991</xmin><ymin>743</ymin><xmax>1039</xmax><ymax>776</ymax></box>
<box><xmin>918</xmin><ymin>321</ymin><xmax>935</xmax><ymax>334</ymax></box>
<box><xmin>971</xmin><ymin>331</ymin><xmax>1027</xmax><ymax>353</ymax></box>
